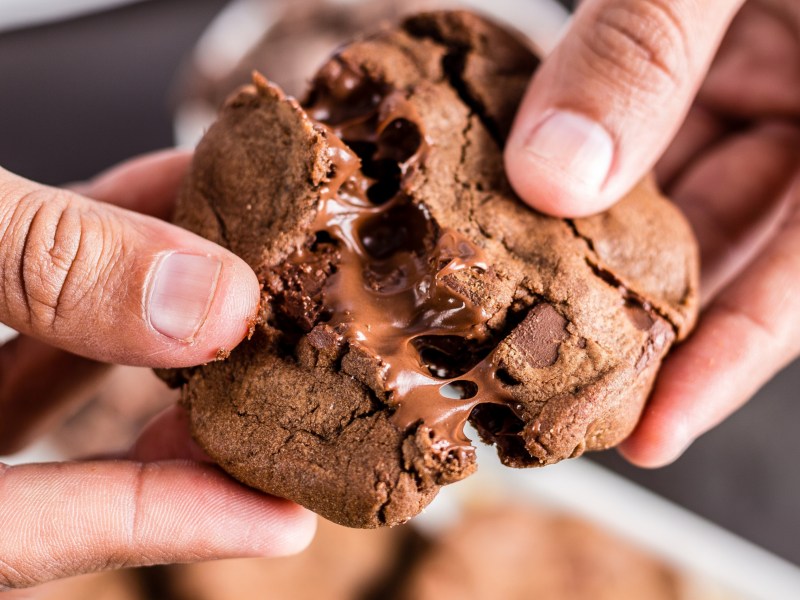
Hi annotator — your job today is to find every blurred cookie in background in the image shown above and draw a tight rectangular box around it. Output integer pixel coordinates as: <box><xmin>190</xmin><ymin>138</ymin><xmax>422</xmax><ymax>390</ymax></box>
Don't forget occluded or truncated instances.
<box><xmin>398</xmin><ymin>504</ymin><xmax>684</xmax><ymax>600</ymax></box>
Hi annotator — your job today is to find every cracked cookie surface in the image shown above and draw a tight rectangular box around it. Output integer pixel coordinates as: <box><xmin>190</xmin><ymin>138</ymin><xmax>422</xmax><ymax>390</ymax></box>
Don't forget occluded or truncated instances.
<box><xmin>162</xmin><ymin>11</ymin><xmax>699</xmax><ymax>528</ymax></box>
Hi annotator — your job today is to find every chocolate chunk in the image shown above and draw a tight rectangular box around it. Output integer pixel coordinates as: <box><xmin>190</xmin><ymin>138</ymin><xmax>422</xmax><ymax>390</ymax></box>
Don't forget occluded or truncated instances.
<box><xmin>161</xmin><ymin>11</ymin><xmax>699</xmax><ymax>527</ymax></box>
<box><xmin>507</xmin><ymin>303</ymin><xmax>569</xmax><ymax>369</ymax></box>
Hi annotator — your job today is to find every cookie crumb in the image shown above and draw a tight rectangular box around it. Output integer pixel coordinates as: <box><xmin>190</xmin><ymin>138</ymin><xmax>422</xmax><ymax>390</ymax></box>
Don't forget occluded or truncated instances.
<box><xmin>246</xmin><ymin>311</ymin><xmax>260</xmax><ymax>340</ymax></box>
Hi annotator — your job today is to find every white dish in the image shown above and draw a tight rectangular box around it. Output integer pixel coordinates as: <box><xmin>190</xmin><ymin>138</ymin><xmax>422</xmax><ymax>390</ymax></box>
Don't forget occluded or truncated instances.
<box><xmin>415</xmin><ymin>437</ymin><xmax>800</xmax><ymax>599</ymax></box>
<box><xmin>0</xmin><ymin>323</ymin><xmax>17</xmax><ymax>344</ymax></box>
<box><xmin>0</xmin><ymin>0</ymin><xmax>146</xmax><ymax>33</ymax></box>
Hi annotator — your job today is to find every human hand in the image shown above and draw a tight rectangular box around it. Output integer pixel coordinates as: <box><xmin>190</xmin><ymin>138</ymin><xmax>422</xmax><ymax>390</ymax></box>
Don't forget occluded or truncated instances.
<box><xmin>505</xmin><ymin>0</ymin><xmax>800</xmax><ymax>466</ymax></box>
<box><xmin>0</xmin><ymin>152</ymin><xmax>316</xmax><ymax>589</ymax></box>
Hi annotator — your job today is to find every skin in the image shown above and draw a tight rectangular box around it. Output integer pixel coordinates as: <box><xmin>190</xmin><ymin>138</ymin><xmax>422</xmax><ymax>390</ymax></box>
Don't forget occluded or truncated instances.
<box><xmin>506</xmin><ymin>0</ymin><xmax>800</xmax><ymax>466</ymax></box>
<box><xmin>1</xmin><ymin>0</ymin><xmax>798</xmax><ymax>588</ymax></box>
<box><xmin>0</xmin><ymin>151</ymin><xmax>316</xmax><ymax>590</ymax></box>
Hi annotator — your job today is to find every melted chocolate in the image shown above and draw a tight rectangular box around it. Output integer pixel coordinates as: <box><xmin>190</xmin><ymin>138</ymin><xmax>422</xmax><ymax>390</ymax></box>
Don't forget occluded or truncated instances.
<box><xmin>311</xmin><ymin>181</ymin><xmax>515</xmax><ymax>446</ymax></box>
<box><xmin>279</xmin><ymin>60</ymin><xmax>528</xmax><ymax>458</ymax></box>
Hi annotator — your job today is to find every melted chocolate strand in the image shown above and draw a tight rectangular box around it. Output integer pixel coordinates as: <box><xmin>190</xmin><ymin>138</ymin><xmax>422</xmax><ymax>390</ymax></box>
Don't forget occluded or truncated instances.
<box><xmin>285</xmin><ymin>60</ymin><xmax>527</xmax><ymax>456</ymax></box>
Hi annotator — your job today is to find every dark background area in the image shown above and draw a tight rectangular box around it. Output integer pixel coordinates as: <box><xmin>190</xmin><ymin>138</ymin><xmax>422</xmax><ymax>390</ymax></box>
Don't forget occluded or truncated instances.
<box><xmin>1</xmin><ymin>0</ymin><xmax>798</xmax><ymax>566</ymax></box>
<box><xmin>0</xmin><ymin>0</ymin><xmax>229</xmax><ymax>184</ymax></box>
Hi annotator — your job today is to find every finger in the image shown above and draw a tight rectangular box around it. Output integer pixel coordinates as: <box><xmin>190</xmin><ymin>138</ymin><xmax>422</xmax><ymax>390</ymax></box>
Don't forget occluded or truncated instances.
<box><xmin>129</xmin><ymin>405</ymin><xmax>214</xmax><ymax>464</ymax></box>
<box><xmin>0</xmin><ymin>407</ymin><xmax>314</xmax><ymax>589</ymax></box>
<box><xmin>699</xmin><ymin>2</ymin><xmax>800</xmax><ymax>120</ymax></box>
<box><xmin>0</xmin><ymin>165</ymin><xmax>259</xmax><ymax>368</ymax></box>
<box><xmin>619</xmin><ymin>181</ymin><xmax>800</xmax><ymax>466</ymax></box>
<box><xmin>0</xmin><ymin>335</ymin><xmax>108</xmax><ymax>456</ymax></box>
<box><xmin>654</xmin><ymin>104</ymin><xmax>729</xmax><ymax>189</ymax></box>
<box><xmin>505</xmin><ymin>0</ymin><xmax>744</xmax><ymax>217</ymax></box>
<box><xmin>70</xmin><ymin>149</ymin><xmax>192</xmax><ymax>219</ymax></box>
<box><xmin>0</xmin><ymin>153</ymin><xmax>194</xmax><ymax>454</ymax></box>
<box><xmin>0</xmin><ymin>459</ymin><xmax>316</xmax><ymax>589</ymax></box>
<box><xmin>670</xmin><ymin>121</ymin><xmax>800</xmax><ymax>302</ymax></box>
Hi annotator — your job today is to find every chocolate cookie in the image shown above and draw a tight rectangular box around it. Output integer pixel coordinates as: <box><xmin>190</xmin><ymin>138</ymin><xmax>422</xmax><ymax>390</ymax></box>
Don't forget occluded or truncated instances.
<box><xmin>163</xmin><ymin>11</ymin><xmax>699</xmax><ymax>528</ymax></box>
<box><xmin>397</xmin><ymin>505</ymin><xmax>684</xmax><ymax>600</ymax></box>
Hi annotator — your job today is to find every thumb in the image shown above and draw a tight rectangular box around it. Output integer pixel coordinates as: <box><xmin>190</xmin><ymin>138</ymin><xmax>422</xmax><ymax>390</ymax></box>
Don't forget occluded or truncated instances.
<box><xmin>0</xmin><ymin>166</ymin><xmax>259</xmax><ymax>368</ymax></box>
<box><xmin>506</xmin><ymin>0</ymin><xmax>743</xmax><ymax>217</ymax></box>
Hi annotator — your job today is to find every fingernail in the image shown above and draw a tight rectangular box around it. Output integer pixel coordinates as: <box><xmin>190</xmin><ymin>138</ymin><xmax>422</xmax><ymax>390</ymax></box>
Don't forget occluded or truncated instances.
<box><xmin>524</xmin><ymin>110</ymin><xmax>614</xmax><ymax>191</ymax></box>
<box><xmin>149</xmin><ymin>253</ymin><xmax>221</xmax><ymax>341</ymax></box>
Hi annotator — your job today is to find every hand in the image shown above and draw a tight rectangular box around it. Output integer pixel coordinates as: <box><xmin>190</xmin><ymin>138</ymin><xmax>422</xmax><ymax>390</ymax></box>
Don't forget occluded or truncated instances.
<box><xmin>0</xmin><ymin>152</ymin><xmax>316</xmax><ymax>589</ymax></box>
<box><xmin>505</xmin><ymin>0</ymin><xmax>800</xmax><ymax>466</ymax></box>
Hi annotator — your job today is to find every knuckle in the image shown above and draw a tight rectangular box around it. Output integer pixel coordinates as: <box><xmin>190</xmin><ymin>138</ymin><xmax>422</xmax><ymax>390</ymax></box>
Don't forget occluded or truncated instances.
<box><xmin>582</xmin><ymin>0</ymin><xmax>690</xmax><ymax>98</ymax></box>
<box><xmin>128</xmin><ymin>463</ymin><xmax>147</xmax><ymax>549</ymax></box>
<box><xmin>100</xmin><ymin>463</ymin><xmax>167</xmax><ymax>570</ymax></box>
<box><xmin>0</xmin><ymin>190</ymin><xmax>126</xmax><ymax>334</ymax></box>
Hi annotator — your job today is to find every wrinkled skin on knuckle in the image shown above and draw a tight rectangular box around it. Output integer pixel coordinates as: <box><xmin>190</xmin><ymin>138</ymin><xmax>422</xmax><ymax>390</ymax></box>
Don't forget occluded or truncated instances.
<box><xmin>1</xmin><ymin>191</ymin><xmax>126</xmax><ymax>336</ymax></box>
<box><xmin>580</xmin><ymin>0</ymin><xmax>690</xmax><ymax>100</ymax></box>
<box><xmin>66</xmin><ymin>207</ymin><xmax>130</xmax><ymax>320</ymax></box>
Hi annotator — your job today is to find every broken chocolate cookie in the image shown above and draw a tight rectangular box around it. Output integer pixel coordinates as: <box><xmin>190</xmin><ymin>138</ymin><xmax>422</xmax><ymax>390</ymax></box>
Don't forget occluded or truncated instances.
<box><xmin>162</xmin><ymin>11</ymin><xmax>699</xmax><ymax>528</ymax></box>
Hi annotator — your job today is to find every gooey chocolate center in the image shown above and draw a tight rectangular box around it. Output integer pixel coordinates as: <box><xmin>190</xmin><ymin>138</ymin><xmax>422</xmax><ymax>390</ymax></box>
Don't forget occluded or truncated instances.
<box><xmin>284</xmin><ymin>59</ymin><xmax>525</xmax><ymax>452</ymax></box>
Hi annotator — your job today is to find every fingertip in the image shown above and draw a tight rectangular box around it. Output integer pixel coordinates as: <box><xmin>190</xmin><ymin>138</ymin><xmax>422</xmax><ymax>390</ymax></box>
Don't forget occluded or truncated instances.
<box><xmin>147</xmin><ymin>247</ymin><xmax>260</xmax><ymax>367</ymax></box>
<box><xmin>199</xmin><ymin>252</ymin><xmax>261</xmax><ymax>358</ymax></box>
<box><xmin>223</xmin><ymin>490</ymin><xmax>318</xmax><ymax>558</ymax></box>
<box><xmin>127</xmin><ymin>460</ymin><xmax>318</xmax><ymax>562</ymax></box>
<box><xmin>504</xmin><ymin>147</ymin><xmax>613</xmax><ymax>218</ymax></box>
<box><xmin>617</xmin><ymin>408</ymin><xmax>693</xmax><ymax>469</ymax></box>
<box><xmin>257</xmin><ymin>503</ymin><xmax>318</xmax><ymax>557</ymax></box>
<box><xmin>504</xmin><ymin>111</ymin><xmax>618</xmax><ymax>218</ymax></box>
<box><xmin>617</xmin><ymin>441</ymin><xmax>687</xmax><ymax>469</ymax></box>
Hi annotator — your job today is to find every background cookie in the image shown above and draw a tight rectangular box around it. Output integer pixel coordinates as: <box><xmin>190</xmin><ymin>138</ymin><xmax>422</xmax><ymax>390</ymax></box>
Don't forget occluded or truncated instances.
<box><xmin>162</xmin><ymin>11</ymin><xmax>699</xmax><ymax>528</ymax></box>
<box><xmin>397</xmin><ymin>505</ymin><xmax>683</xmax><ymax>600</ymax></box>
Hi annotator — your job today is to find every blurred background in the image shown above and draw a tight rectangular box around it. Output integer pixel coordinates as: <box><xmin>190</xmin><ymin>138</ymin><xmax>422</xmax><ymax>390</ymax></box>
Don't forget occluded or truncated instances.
<box><xmin>1</xmin><ymin>0</ymin><xmax>798</xmax><ymax>596</ymax></box>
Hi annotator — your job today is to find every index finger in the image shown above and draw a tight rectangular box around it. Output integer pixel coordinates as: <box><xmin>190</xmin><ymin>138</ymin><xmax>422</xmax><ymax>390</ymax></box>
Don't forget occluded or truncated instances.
<box><xmin>0</xmin><ymin>408</ymin><xmax>316</xmax><ymax>590</ymax></box>
<box><xmin>0</xmin><ymin>460</ymin><xmax>315</xmax><ymax>590</ymax></box>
